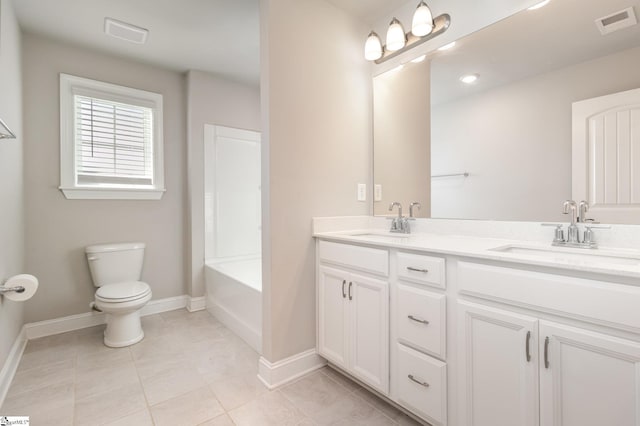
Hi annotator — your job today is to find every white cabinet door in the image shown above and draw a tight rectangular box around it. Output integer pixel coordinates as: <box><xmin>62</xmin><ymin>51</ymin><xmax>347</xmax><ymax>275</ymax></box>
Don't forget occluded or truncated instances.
<box><xmin>458</xmin><ymin>301</ymin><xmax>538</xmax><ymax>426</ymax></box>
<box><xmin>540</xmin><ymin>321</ymin><xmax>640</xmax><ymax>426</ymax></box>
<box><xmin>318</xmin><ymin>266</ymin><xmax>348</xmax><ymax>369</ymax></box>
<box><xmin>349</xmin><ymin>273</ymin><xmax>389</xmax><ymax>393</ymax></box>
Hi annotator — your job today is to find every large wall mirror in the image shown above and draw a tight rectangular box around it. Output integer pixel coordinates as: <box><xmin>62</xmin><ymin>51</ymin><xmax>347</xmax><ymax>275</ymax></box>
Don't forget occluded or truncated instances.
<box><xmin>373</xmin><ymin>0</ymin><xmax>640</xmax><ymax>223</ymax></box>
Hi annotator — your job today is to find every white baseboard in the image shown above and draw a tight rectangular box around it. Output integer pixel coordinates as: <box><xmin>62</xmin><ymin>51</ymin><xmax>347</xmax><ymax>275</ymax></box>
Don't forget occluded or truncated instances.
<box><xmin>207</xmin><ymin>300</ymin><xmax>261</xmax><ymax>353</ymax></box>
<box><xmin>257</xmin><ymin>349</ymin><xmax>326</xmax><ymax>389</ymax></box>
<box><xmin>25</xmin><ymin>295</ymin><xmax>189</xmax><ymax>340</ymax></box>
<box><xmin>0</xmin><ymin>326</ymin><xmax>27</xmax><ymax>408</ymax></box>
<box><xmin>186</xmin><ymin>296</ymin><xmax>206</xmax><ymax>312</ymax></box>
<box><xmin>140</xmin><ymin>295</ymin><xmax>189</xmax><ymax>316</ymax></box>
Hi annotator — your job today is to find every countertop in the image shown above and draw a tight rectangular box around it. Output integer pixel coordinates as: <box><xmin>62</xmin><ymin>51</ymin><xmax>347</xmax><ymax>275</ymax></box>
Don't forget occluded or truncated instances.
<box><xmin>313</xmin><ymin>229</ymin><xmax>640</xmax><ymax>280</ymax></box>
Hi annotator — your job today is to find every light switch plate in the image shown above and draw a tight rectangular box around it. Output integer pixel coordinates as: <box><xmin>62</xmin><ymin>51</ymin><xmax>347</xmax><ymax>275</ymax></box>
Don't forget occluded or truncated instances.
<box><xmin>357</xmin><ymin>184</ymin><xmax>366</xmax><ymax>201</ymax></box>
<box><xmin>374</xmin><ymin>184</ymin><xmax>383</xmax><ymax>201</ymax></box>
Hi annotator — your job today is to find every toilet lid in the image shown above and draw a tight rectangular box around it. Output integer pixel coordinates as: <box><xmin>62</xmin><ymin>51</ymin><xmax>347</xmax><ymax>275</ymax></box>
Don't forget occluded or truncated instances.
<box><xmin>96</xmin><ymin>281</ymin><xmax>151</xmax><ymax>302</ymax></box>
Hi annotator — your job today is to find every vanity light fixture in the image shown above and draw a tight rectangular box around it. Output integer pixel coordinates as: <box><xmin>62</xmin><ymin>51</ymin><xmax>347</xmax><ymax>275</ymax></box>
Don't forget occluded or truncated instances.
<box><xmin>386</xmin><ymin>18</ymin><xmax>407</xmax><ymax>51</ymax></box>
<box><xmin>460</xmin><ymin>74</ymin><xmax>479</xmax><ymax>84</ymax></box>
<box><xmin>412</xmin><ymin>1</ymin><xmax>434</xmax><ymax>36</ymax></box>
<box><xmin>364</xmin><ymin>1</ymin><xmax>450</xmax><ymax>64</ymax></box>
<box><xmin>364</xmin><ymin>31</ymin><xmax>383</xmax><ymax>61</ymax></box>
<box><xmin>0</xmin><ymin>118</ymin><xmax>16</xmax><ymax>139</ymax></box>
<box><xmin>528</xmin><ymin>0</ymin><xmax>550</xmax><ymax>11</ymax></box>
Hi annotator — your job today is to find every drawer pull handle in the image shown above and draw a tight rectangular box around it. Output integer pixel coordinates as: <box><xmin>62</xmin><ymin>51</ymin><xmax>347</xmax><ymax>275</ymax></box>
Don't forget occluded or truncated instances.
<box><xmin>407</xmin><ymin>267</ymin><xmax>429</xmax><ymax>273</ymax></box>
<box><xmin>342</xmin><ymin>280</ymin><xmax>346</xmax><ymax>298</ymax></box>
<box><xmin>408</xmin><ymin>315</ymin><xmax>429</xmax><ymax>325</ymax></box>
<box><xmin>525</xmin><ymin>330</ymin><xmax>531</xmax><ymax>362</ymax></box>
<box><xmin>408</xmin><ymin>374</ymin><xmax>429</xmax><ymax>388</ymax></box>
<box><xmin>348</xmin><ymin>282</ymin><xmax>353</xmax><ymax>301</ymax></box>
<box><xmin>544</xmin><ymin>336</ymin><xmax>550</xmax><ymax>369</ymax></box>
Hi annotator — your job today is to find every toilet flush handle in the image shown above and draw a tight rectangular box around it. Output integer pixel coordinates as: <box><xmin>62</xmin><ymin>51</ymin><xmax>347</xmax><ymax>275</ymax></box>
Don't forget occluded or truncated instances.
<box><xmin>87</xmin><ymin>256</ymin><xmax>99</xmax><ymax>261</ymax></box>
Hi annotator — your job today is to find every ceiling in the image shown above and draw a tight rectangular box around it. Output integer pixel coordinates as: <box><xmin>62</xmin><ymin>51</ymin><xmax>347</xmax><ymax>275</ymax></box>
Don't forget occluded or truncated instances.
<box><xmin>12</xmin><ymin>0</ymin><xmax>260</xmax><ymax>86</ymax></box>
<box><xmin>324</xmin><ymin>0</ymin><xmax>411</xmax><ymax>25</ymax></box>
<box><xmin>430</xmin><ymin>0</ymin><xmax>640</xmax><ymax>105</ymax></box>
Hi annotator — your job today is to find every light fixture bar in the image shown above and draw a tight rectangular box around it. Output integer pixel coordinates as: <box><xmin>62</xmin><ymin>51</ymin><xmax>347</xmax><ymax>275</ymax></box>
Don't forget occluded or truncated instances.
<box><xmin>374</xmin><ymin>13</ymin><xmax>450</xmax><ymax>64</ymax></box>
<box><xmin>0</xmin><ymin>118</ymin><xmax>16</xmax><ymax>139</ymax></box>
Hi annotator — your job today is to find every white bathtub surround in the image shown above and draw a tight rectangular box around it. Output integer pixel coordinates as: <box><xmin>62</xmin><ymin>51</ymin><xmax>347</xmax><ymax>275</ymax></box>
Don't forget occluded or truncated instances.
<box><xmin>205</xmin><ymin>257</ymin><xmax>262</xmax><ymax>352</ymax></box>
<box><xmin>204</xmin><ymin>125</ymin><xmax>262</xmax><ymax>260</ymax></box>
<box><xmin>257</xmin><ymin>349</ymin><xmax>327</xmax><ymax>390</ymax></box>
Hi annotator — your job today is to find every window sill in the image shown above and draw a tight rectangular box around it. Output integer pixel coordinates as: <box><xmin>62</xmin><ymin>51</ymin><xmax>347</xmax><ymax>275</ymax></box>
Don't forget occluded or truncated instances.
<box><xmin>59</xmin><ymin>186</ymin><xmax>166</xmax><ymax>200</ymax></box>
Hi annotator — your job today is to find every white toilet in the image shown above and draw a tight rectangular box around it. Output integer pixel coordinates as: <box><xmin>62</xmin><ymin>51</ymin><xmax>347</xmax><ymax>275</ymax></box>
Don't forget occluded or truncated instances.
<box><xmin>85</xmin><ymin>242</ymin><xmax>152</xmax><ymax>347</ymax></box>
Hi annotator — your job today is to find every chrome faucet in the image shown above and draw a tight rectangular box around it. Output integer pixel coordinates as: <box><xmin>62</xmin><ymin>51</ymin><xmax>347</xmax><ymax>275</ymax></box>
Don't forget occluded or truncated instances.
<box><xmin>409</xmin><ymin>202</ymin><xmax>421</xmax><ymax>218</ymax></box>
<box><xmin>389</xmin><ymin>202</ymin><xmax>410</xmax><ymax>233</ymax></box>
<box><xmin>578</xmin><ymin>200</ymin><xmax>590</xmax><ymax>223</ymax></box>
<box><xmin>562</xmin><ymin>200</ymin><xmax>579</xmax><ymax>243</ymax></box>
<box><xmin>544</xmin><ymin>200</ymin><xmax>606</xmax><ymax>248</ymax></box>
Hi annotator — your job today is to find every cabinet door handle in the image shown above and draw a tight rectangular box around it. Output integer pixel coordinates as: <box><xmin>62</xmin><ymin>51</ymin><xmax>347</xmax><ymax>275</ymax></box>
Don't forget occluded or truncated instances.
<box><xmin>525</xmin><ymin>330</ymin><xmax>531</xmax><ymax>362</ymax></box>
<box><xmin>348</xmin><ymin>282</ymin><xmax>353</xmax><ymax>300</ymax></box>
<box><xmin>407</xmin><ymin>266</ymin><xmax>429</xmax><ymax>273</ymax></box>
<box><xmin>544</xmin><ymin>336</ymin><xmax>550</xmax><ymax>369</ymax></box>
<box><xmin>341</xmin><ymin>280</ymin><xmax>346</xmax><ymax>298</ymax></box>
<box><xmin>408</xmin><ymin>315</ymin><xmax>429</xmax><ymax>325</ymax></box>
<box><xmin>408</xmin><ymin>374</ymin><xmax>430</xmax><ymax>388</ymax></box>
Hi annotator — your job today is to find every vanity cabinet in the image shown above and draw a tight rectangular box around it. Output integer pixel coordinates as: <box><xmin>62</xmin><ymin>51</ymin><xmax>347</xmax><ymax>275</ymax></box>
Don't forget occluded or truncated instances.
<box><xmin>392</xmin><ymin>252</ymin><xmax>448</xmax><ymax>426</ymax></box>
<box><xmin>457</xmin><ymin>263</ymin><xmax>640</xmax><ymax>426</ymax></box>
<box><xmin>539</xmin><ymin>321</ymin><xmax>640</xmax><ymax>426</ymax></box>
<box><xmin>457</xmin><ymin>301</ymin><xmax>539</xmax><ymax>426</ymax></box>
<box><xmin>317</xmin><ymin>242</ymin><xmax>389</xmax><ymax>394</ymax></box>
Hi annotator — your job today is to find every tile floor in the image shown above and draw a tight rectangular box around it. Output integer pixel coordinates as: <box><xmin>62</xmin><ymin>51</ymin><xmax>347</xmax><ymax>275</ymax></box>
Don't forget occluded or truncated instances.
<box><xmin>1</xmin><ymin>309</ymin><xmax>425</xmax><ymax>426</ymax></box>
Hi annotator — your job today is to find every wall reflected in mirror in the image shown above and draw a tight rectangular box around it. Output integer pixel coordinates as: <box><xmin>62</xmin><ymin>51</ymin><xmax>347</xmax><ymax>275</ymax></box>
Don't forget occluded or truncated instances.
<box><xmin>373</xmin><ymin>0</ymin><xmax>640</xmax><ymax>223</ymax></box>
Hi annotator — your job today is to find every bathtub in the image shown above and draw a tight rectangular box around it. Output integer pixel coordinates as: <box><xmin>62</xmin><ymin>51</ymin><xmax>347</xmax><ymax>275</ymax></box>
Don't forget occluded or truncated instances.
<box><xmin>205</xmin><ymin>256</ymin><xmax>262</xmax><ymax>352</ymax></box>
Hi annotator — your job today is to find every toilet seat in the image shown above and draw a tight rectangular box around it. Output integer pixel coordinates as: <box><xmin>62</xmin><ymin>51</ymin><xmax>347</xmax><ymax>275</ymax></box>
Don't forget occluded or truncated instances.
<box><xmin>96</xmin><ymin>281</ymin><xmax>151</xmax><ymax>303</ymax></box>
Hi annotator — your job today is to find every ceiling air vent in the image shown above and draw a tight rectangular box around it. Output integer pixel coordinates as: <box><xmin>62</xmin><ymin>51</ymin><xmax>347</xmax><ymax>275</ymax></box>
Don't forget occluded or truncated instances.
<box><xmin>595</xmin><ymin>7</ymin><xmax>638</xmax><ymax>35</ymax></box>
<box><xmin>104</xmin><ymin>18</ymin><xmax>148</xmax><ymax>44</ymax></box>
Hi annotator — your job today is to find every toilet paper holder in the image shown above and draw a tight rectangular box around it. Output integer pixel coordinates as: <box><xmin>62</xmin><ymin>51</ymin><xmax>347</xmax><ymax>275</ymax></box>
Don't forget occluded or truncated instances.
<box><xmin>0</xmin><ymin>285</ymin><xmax>25</xmax><ymax>294</ymax></box>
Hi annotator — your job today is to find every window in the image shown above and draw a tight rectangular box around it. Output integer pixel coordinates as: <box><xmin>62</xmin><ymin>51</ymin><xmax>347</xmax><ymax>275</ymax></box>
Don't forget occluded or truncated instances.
<box><xmin>59</xmin><ymin>74</ymin><xmax>165</xmax><ymax>199</ymax></box>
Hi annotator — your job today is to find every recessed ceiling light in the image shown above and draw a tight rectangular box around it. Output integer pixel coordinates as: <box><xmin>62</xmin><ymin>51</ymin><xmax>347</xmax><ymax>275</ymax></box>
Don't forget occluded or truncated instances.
<box><xmin>438</xmin><ymin>41</ymin><xmax>456</xmax><ymax>51</ymax></box>
<box><xmin>528</xmin><ymin>0</ymin><xmax>550</xmax><ymax>11</ymax></box>
<box><xmin>411</xmin><ymin>55</ymin><xmax>427</xmax><ymax>63</ymax></box>
<box><xmin>460</xmin><ymin>74</ymin><xmax>479</xmax><ymax>84</ymax></box>
<box><xmin>104</xmin><ymin>18</ymin><xmax>149</xmax><ymax>44</ymax></box>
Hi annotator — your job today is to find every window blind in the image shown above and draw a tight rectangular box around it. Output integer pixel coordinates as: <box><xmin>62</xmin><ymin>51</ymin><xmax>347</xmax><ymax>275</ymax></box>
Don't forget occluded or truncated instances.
<box><xmin>75</xmin><ymin>95</ymin><xmax>154</xmax><ymax>186</ymax></box>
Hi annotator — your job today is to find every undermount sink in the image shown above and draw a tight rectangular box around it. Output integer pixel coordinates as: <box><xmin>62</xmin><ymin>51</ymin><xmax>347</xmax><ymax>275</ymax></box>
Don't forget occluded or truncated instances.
<box><xmin>490</xmin><ymin>244</ymin><xmax>640</xmax><ymax>266</ymax></box>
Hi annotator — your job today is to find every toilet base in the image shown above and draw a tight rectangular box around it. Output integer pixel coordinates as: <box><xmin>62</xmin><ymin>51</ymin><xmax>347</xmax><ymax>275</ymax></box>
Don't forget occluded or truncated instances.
<box><xmin>103</xmin><ymin>310</ymin><xmax>145</xmax><ymax>348</ymax></box>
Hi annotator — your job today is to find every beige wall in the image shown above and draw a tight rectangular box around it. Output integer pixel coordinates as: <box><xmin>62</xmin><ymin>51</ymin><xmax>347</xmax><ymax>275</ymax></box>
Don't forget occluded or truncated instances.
<box><xmin>186</xmin><ymin>70</ymin><xmax>261</xmax><ymax>297</ymax></box>
<box><xmin>260</xmin><ymin>0</ymin><xmax>372</xmax><ymax>361</ymax></box>
<box><xmin>23</xmin><ymin>34</ymin><xmax>187</xmax><ymax>323</ymax></box>
<box><xmin>373</xmin><ymin>60</ymin><xmax>430</xmax><ymax>217</ymax></box>
<box><xmin>432</xmin><ymin>45</ymin><xmax>640</xmax><ymax>222</ymax></box>
<box><xmin>0</xmin><ymin>0</ymin><xmax>24</xmax><ymax>366</ymax></box>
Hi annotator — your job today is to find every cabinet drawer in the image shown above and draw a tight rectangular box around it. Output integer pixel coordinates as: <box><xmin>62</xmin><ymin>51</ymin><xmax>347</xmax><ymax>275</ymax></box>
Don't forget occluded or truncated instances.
<box><xmin>396</xmin><ymin>284</ymin><xmax>446</xmax><ymax>358</ymax></box>
<box><xmin>458</xmin><ymin>261</ymin><xmax>640</xmax><ymax>332</ymax></box>
<box><xmin>396</xmin><ymin>343</ymin><xmax>447</xmax><ymax>426</ymax></box>
<box><xmin>319</xmin><ymin>240</ymin><xmax>389</xmax><ymax>276</ymax></box>
<box><xmin>397</xmin><ymin>252</ymin><xmax>445</xmax><ymax>289</ymax></box>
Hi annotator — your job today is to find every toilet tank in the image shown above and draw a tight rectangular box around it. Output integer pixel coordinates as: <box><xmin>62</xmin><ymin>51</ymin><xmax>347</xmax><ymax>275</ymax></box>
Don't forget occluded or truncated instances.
<box><xmin>85</xmin><ymin>242</ymin><xmax>145</xmax><ymax>287</ymax></box>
